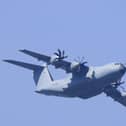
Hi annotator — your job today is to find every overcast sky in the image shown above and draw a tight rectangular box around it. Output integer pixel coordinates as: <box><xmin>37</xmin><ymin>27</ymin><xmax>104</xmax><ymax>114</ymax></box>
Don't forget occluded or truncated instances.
<box><xmin>1</xmin><ymin>0</ymin><xmax>126</xmax><ymax>125</ymax></box>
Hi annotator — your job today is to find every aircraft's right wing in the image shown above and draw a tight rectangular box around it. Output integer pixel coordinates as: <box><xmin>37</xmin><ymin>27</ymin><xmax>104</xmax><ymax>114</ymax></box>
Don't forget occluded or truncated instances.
<box><xmin>20</xmin><ymin>49</ymin><xmax>71</xmax><ymax>73</ymax></box>
<box><xmin>104</xmin><ymin>85</ymin><xmax>126</xmax><ymax>107</ymax></box>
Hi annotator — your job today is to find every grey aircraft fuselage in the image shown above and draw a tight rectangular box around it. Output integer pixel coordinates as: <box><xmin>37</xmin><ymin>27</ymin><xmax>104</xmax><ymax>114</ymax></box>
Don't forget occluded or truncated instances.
<box><xmin>36</xmin><ymin>63</ymin><xmax>125</xmax><ymax>99</ymax></box>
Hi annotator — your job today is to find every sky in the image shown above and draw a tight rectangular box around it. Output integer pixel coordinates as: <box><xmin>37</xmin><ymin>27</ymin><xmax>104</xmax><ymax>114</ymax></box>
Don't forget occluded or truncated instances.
<box><xmin>0</xmin><ymin>0</ymin><xmax>126</xmax><ymax>125</ymax></box>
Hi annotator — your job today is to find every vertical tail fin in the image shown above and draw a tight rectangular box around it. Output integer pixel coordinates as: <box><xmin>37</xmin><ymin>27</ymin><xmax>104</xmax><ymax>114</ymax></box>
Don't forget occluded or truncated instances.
<box><xmin>36</xmin><ymin>66</ymin><xmax>53</xmax><ymax>92</ymax></box>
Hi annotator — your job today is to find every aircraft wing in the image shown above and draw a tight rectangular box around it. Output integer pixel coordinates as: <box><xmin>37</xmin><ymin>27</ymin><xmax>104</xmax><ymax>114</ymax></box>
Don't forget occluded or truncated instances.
<box><xmin>3</xmin><ymin>60</ymin><xmax>43</xmax><ymax>71</ymax></box>
<box><xmin>20</xmin><ymin>49</ymin><xmax>51</xmax><ymax>62</ymax></box>
<box><xmin>104</xmin><ymin>85</ymin><xmax>126</xmax><ymax>107</ymax></box>
<box><xmin>20</xmin><ymin>49</ymin><xmax>71</xmax><ymax>73</ymax></box>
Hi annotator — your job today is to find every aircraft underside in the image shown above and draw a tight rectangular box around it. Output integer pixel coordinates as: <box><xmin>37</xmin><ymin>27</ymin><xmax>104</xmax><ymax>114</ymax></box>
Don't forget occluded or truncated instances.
<box><xmin>37</xmin><ymin>79</ymin><xmax>107</xmax><ymax>99</ymax></box>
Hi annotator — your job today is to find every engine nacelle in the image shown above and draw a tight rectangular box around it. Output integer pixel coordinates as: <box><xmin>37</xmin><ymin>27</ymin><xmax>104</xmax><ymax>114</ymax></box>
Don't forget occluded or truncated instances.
<box><xmin>49</xmin><ymin>55</ymin><xmax>59</xmax><ymax>64</ymax></box>
<box><xmin>70</xmin><ymin>61</ymin><xmax>80</xmax><ymax>72</ymax></box>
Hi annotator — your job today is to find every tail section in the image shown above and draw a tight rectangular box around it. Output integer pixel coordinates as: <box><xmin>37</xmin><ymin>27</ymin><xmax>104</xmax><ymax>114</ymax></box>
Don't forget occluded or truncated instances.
<box><xmin>4</xmin><ymin>60</ymin><xmax>53</xmax><ymax>88</ymax></box>
<box><xmin>36</xmin><ymin>66</ymin><xmax>53</xmax><ymax>92</ymax></box>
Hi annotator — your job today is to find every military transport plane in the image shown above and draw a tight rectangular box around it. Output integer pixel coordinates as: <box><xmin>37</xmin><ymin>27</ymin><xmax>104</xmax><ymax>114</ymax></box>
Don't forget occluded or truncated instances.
<box><xmin>3</xmin><ymin>49</ymin><xmax>126</xmax><ymax>107</ymax></box>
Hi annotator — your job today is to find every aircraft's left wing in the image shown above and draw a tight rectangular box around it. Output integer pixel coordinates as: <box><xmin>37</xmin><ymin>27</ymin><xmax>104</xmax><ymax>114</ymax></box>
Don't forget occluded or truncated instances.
<box><xmin>20</xmin><ymin>49</ymin><xmax>71</xmax><ymax>73</ymax></box>
<box><xmin>19</xmin><ymin>49</ymin><xmax>51</xmax><ymax>62</ymax></box>
<box><xmin>104</xmin><ymin>85</ymin><xmax>126</xmax><ymax>107</ymax></box>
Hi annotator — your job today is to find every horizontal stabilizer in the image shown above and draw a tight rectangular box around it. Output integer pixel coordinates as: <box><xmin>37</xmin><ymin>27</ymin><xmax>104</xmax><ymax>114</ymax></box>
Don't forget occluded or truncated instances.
<box><xmin>19</xmin><ymin>49</ymin><xmax>50</xmax><ymax>62</ymax></box>
<box><xmin>3</xmin><ymin>60</ymin><xmax>43</xmax><ymax>71</ymax></box>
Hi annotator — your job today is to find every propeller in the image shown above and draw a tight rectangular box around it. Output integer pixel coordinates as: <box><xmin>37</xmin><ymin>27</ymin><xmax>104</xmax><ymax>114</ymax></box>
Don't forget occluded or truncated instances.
<box><xmin>74</xmin><ymin>56</ymin><xmax>88</xmax><ymax>65</ymax></box>
<box><xmin>54</xmin><ymin>49</ymin><xmax>68</xmax><ymax>60</ymax></box>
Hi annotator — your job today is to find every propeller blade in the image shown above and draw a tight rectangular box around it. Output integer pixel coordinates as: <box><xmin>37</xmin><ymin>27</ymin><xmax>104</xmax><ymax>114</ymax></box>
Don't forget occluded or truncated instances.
<box><xmin>54</xmin><ymin>52</ymin><xmax>59</xmax><ymax>57</ymax></box>
<box><xmin>62</xmin><ymin>50</ymin><xmax>65</xmax><ymax>57</ymax></box>
<box><xmin>64</xmin><ymin>56</ymin><xmax>68</xmax><ymax>59</ymax></box>
<box><xmin>81</xmin><ymin>56</ymin><xmax>85</xmax><ymax>63</ymax></box>
<box><xmin>82</xmin><ymin>61</ymin><xmax>88</xmax><ymax>65</ymax></box>
<box><xmin>58</xmin><ymin>49</ymin><xmax>62</xmax><ymax>57</ymax></box>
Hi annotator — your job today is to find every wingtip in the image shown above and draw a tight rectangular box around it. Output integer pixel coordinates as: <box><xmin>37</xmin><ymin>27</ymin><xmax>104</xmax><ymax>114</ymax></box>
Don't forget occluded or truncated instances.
<box><xmin>3</xmin><ymin>60</ymin><xmax>13</xmax><ymax>64</ymax></box>
<box><xmin>19</xmin><ymin>49</ymin><xmax>32</xmax><ymax>54</ymax></box>
<box><xmin>19</xmin><ymin>49</ymin><xmax>25</xmax><ymax>52</ymax></box>
<box><xmin>3</xmin><ymin>59</ymin><xmax>12</xmax><ymax>63</ymax></box>
<box><xmin>3</xmin><ymin>59</ymin><xmax>8</xmax><ymax>62</ymax></box>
